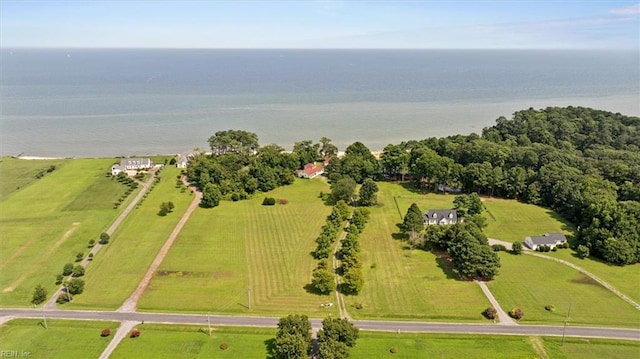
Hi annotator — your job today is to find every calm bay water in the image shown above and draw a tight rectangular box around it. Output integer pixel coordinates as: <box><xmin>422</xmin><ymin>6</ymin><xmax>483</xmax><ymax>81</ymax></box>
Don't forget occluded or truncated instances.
<box><xmin>1</xmin><ymin>49</ymin><xmax>638</xmax><ymax>157</ymax></box>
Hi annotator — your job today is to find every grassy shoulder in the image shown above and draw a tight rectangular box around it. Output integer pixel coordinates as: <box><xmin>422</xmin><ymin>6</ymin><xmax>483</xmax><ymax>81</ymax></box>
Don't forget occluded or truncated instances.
<box><xmin>67</xmin><ymin>165</ymin><xmax>193</xmax><ymax>309</ymax></box>
<box><xmin>0</xmin><ymin>158</ymin><xmax>133</xmax><ymax>307</ymax></box>
<box><xmin>0</xmin><ymin>318</ymin><xmax>118</xmax><ymax>358</ymax></box>
<box><xmin>487</xmin><ymin>252</ymin><xmax>640</xmax><ymax>327</ymax></box>
<box><xmin>343</xmin><ymin>182</ymin><xmax>490</xmax><ymax>321</ymax></box>
<box><xmin>109</xmin><ymin>324</ymin><xmax>275</xmax><ymax>358</ymax></box>
<box><xmin>138</xmin><ymin>178</ymin><xmax>338</xmax><ymax>317</ymax></box>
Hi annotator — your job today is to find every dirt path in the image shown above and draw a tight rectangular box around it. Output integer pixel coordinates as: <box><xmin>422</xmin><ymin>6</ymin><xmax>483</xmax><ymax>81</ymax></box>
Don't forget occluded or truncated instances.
<box><xmin>98</xmin><ymin>320</ymin><xmax>138</xmax><ymax>359</ymax></box>
<box><xmin>118</xmin><ymin>178</ymin><xmax>202</xmax><ymax>312</ymax></box>
<box><xmin>44</xmin><ymin>172</ymin><xmax>157</xmax><ymax>309</ymax></box>
<box><xmin>475</xmin><ymin>280</ymin><xmax>517</xmax><ymax>326</ymax></box>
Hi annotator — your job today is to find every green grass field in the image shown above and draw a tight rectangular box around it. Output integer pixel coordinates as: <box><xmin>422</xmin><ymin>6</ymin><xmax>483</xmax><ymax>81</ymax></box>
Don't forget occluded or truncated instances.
<box><xmin>0</xmin><ymin>157</ymin><xmax>70</xmax><ymax>202</ymax></box>
<box><xmin>482</xmin><ymin>197</ymin><xmax>574</xmax><ymax>242</ymax></box>
<box><xmin>487</xmin><ymin>252</ymin><xmax>640</xmax><ymax>327</ymax></box>
<box><xmin>0</xmin><ymin>319</ymin><xmax>118</xmax><ymax>358</ymax></box>
<box><xmin>535</xmin><ymin>249</ymin><xmax>640</xmax><ymax>305</ymax></box>
<box><xmin>343</xmin><ymin>183</ymin><xmax>490</xmax><ymax>321</ymax></box>
<box><xmin>138</xmin><ymin>178</ymin><xmax>338</xmax><ymax>317</ymax></box>
<box><xmin>67</xmin><ymin>165</ymin><xmax>193</xmax><ymax>309</ymax></box>
<box><xmin>110</xmin><ymin>324</ymin><xmax>275</xmax><ymax>358</ymax></box>
<box><xmin>0</xmin><ymin>158</ymin><xmax>134</xmax><ymax>307</ymax></box>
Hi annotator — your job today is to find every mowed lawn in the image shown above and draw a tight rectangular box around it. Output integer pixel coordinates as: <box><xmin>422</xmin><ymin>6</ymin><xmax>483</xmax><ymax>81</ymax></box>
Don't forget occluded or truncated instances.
<box><xmin>110</xmin><ymin>324</ymin><xmax>275</xmax><ymax>358</ymax></box>
<box><xmin>0</xmin><ymin>158</ymin><xmax>132</xmax><ymax>307</ymax></box>
<box><xmin>0</xmin><ymin>157</ymin><xmax>69</xmax><ymax>201</ymax></box>
<box><xmin>139</xmin><ymin>178</ymin><xmax>337</xmax><ymax>317</ymax></box>
<box><xmin>487</xmin><ymin>253</ymin><xmax>640</xmax><ymax>327</ymax></box>
<box><xmin>482</xmin><ymin>198</ymin><xmax>574</xmax><ymax>242</ymax></box>
<box><xmin>0</xmin><ymin>319</ymin><xmax>118</xmax><ymax>358</ymax></box>
<box><xmin>541</xmin><ymin>249</ymin><xmax>640</xmax><ymax>305</ymax></box>
<box><xmin>68</xmin><ymin>165</ymin><xmax>193</xmax><ymax>309</ymax></box>
<box><xmin>343</xmin><ymin>183</ymin><xmax>490</xmax><ymax>321</ymax></box>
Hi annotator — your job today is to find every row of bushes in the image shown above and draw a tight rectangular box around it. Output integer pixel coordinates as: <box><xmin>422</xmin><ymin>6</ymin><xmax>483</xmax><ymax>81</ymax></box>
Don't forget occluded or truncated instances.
<box><xmin>483</xmin><ymin>306</ymin><xmax>524</xmax><ymax>321</ymax></box>
<box><xmin>113</xmin><ymin>172</ymin><xmax>139</xmax><ymax>209</ymax></box>
<box><xmin>338</xmin><ymin>208</ymin><xmax>370</xmax><ymax>295</ymax></box>
<box><xmin>34</xmin><ymin>165</ymin><xmax>56</xmax><ymax>179</ymax></box>
<box><xmin>261</xmin><ymin>197</ymin><xmax>290</xmax><ymax>206</ymax></box>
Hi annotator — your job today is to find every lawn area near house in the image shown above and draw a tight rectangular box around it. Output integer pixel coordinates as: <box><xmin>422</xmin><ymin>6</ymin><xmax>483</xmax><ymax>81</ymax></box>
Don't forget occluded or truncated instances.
<box><xmin>0</xmin><ymin>158</ymin><xmax>135</xmax><ymax>307</ymax></box>
<box><xmin>486</xmin><ymin>252</ymin><xmax>640</xmax><ymax>327</ymax></box>
<box><xmin>536</xmin><ymin>249</ymin><xmax>640</xmax><ymax>305</ymax></box>
<box><xmin>67</xmin><ymin>165</ymin><xmax>192</xmax><ymax>309</ymax></box>
<box><xmin>482</xmin><ymin>198</ymin><xmax>574</xmax><ymax>242</ymax></box>
<box><xmin>110</xmin><ymin>324</ymin><xmax>275</xmax><ymax>358</ymax></box>
<box><xmin>343</xmin><ymin>182</ymin><xmax>490</xmax><ymax>321</ymax></box>
<box><xmin>0</xmin><ymin>157</ymin><xmax>70</xmax><ymax>201</ymax></box>
<box><xmin>0</xmin><ymin>319</ymin><xmax>118</xmax><ymax>358</ymax></box>
<box><xmin>138</xmin><ymin>178</ymin><xmax>338</xmax><ymax>317</ymax></box>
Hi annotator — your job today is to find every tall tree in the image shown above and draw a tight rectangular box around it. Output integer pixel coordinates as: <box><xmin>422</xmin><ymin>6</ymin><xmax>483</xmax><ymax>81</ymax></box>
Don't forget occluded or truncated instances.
<box><xmin>201</xmin><ymin>183</ymin><xmax>222</xmax><ymax>208</ymax></box>
<box><xmin>358</xmin><ymin>178</ymin><xmax>378</xmax><ymax>206</ymax></box>
<box><xmin>402</xmin><ymin>203</ymin><xmax>424</xmax><ymax>234</ymax></box>
<box><xmin>31</xmin><ymin>284</ymin><xmax>47</xmax><ymax>305</ymax></box>
<box><xmin>331</xmin><ymin>177</ymin><xmax>356</xmax><ymax>204</ymax></box>
<box><xmin>274</xmin><ymin>315</ymin><xmax>312</xmax><ymax>359</ymax></box>
<box><xmin>319</xmin><ymin>137</ymin><xmax>338</xmax><ymax>158</ymax></box>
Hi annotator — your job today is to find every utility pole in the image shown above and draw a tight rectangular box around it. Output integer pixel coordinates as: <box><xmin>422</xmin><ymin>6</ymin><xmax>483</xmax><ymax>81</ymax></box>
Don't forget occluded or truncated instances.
<box><xmin>247</xmin><ymin>287</ymin><xmax>252</xmax><ymax>310</ymax></box>
<box><xmin>561</xmin><ymin>295</ymin><xmax>573</xmax><ymax>346</ymax></box>
<box><xmin>207</xmin><ymin>312</ymin><xmax>211</xmax><ymax>337</ymax></box>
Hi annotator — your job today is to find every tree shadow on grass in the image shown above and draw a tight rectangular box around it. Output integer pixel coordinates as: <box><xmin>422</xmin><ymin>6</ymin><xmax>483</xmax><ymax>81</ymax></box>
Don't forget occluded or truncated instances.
<box><xmin>264</xmin><ymin>338</ymin><xmax>276</xmax><ymax>359</ymax></box>
<box><xmin>303</xmin><ymin>283</ymin><xmax>326</xmax><ymax>296</ymax></box>
<box><xmin>434</xmin><ymin>252</ymin><xmax>464</xmax><ymax>281</ymax></box>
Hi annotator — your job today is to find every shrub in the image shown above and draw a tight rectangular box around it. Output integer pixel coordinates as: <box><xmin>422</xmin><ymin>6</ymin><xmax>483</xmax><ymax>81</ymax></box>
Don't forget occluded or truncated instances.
<box><xmin>88</xmin><ymin>239</ymin><xmax>95</xmax><ymax>248</ymax></box>
<box><xmin>62</xmin><ymin>263</ymin><xmax>74</xmax><ymax>276</ymax></box>
<box><xmin>278</xmin><ymin>198</ymin><xmax>289</xmax><ymax>205</ymax></box>
<box><xmin>545</xmin><ymin>305</ymin><xmax>556</xmax><ymax>313</ymax></box>
<box><xmin>130</xmin><ymin>329</ymin><xmax>140</xmax><ymax>338</ymax></box>
<box><xmin>101</xmin><ymin>328</ymin><xmax>111</xmax><ymax>337</ymax></box>
<box><xmin>483</xmin><ymin>307</ymin><xmax>498</xmax><ymax>320</ymax></box>
<box><xmin>491</xmin><ymin>244</ymin><xmax>507</xmax><ymax>252</ymax></box>
<box><xmin>72</xmin><ymin>265</ymin><xmax>85</xmax><ymax>277</ymax></box>
<box><xmin>509</xmin><ymin>308</ymin><xmax>524</xmax><ymax>320</ymax></box>
<box><xmin>75</xmin><ymin>252</ymin><xmax>84</xmax><ymax>262</ymax></box>
<box><xmin>577</xmin><ymin>245</ymin><xmax>590</xmax><ymax>259</ymax></box>
<box><xmin>552</xmin><ymin>247</ymin><xmax>557</xmax><ymax>252</ymax></box>
<box><xmin>219</xmin><ymin>343</ymin><xmax>229</xmax><ymax>350</ymax></box>
<box><xmin>88</xmin><ymin>253</ymin><xmax>94</xmax><ymax>260</ymax></box>
<box><xmin>99</xmin><ymin>232</ymin><xmax>110</xmax><ymax>245</ymax></box>
<box><xmin>262</xmin><ymin>197</ymin><xmax>276</xmax><ymax>206</ymax></box>
<box><xmin>511</xmin><ymin>241</ymin><xmax>523</xmax><ymax>255</ymax></box>
<box><xmin>390</xmin><ymin>348</ymin><xmax>397</xmax><ymax>354</ymax></box>
<box><xmin>55</xmin><ymin>274</ymin><xmax>64</xmax><ymax>285</ymax></box>
<box><xmin>56</xmin><ymin>293</ymin><xmax>72</xmax><ymax>304</ymax></box>
<box><xmin>66</xmin><ymin>278</ymin><xmax>85</xmax><ymax>295</ymax></box>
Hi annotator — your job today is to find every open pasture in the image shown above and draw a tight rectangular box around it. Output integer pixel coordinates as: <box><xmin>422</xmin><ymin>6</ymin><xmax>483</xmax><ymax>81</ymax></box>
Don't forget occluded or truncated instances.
<box><xmin>487</xmin><ymin>252</ymin><xmax>640</xmax><ymax>327</ymax></box>
<box><xmin>110</xmin><ymin>324</ymin><xmax>275</xmax><ymax>358</ymax></box>
<box><xmin>343</xmin><ymin>183</ymin><xmax>490</xmax><ymax>321</ymax></box>
<box><xmin>0</xmin><ymin>157</ymin><xmax>70</xmax><ymax>201</ymax></box>
<box><xmin>482</xmin><ymin>197</ymin><xmax>574</xmax><ymax>242</ymax></box>
<box><xmin>0</xmin><ymin>318</ymin><xmax>118</xmax><ymax>358</ymax></box>
<box><xmin>68</xmin><ymin>165</ymin><xmax>193</xmax><ymax>309</ymax></box>
<box><xmin>0</xmin><ymin>158</ymin><xmax>132</xmax><ymax>307</ymax></box>
<box><xmin>138</xmin><ymin>178</ymin><xmax>337</xmax><ymax>316</ymax></box>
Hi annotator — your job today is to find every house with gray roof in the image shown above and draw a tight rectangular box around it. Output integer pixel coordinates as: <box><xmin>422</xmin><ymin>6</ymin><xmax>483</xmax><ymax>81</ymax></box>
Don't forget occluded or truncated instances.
<box><xmin>423</xmin><ymin>209</ymin><xmax>461</xmax><ymax>226</ymax></box>
<box><xmin>111</xmin><ymin>157</ymin><xmax>152</xmax><ymax>175</ymax></box>
<box><xmin>524</xmin><ymin>233</ymin><xmax>567</xmax><ymax>250</ymax></box>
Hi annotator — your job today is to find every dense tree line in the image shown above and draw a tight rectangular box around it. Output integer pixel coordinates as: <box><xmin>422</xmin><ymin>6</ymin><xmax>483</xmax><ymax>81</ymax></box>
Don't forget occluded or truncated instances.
<box><xmin>381</xmin><ymin>107</ymin><xmax>639</xmax><ymax>265</ymax></box>
<box><xmin>339</xmin><ymin>208</ymin><xmax>370</xmax><ymax>295</ymax></box>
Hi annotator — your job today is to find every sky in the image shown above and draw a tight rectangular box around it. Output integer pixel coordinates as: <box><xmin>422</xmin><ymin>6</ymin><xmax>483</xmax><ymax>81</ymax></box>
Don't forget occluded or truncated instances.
<box><xmin>1</xmin><ymin>1</ymin><xmax>639</xmax><ymax>49</ymax></box>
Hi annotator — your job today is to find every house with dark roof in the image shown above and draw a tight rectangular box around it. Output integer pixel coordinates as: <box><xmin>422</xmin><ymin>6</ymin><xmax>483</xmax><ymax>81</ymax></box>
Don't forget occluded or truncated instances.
<box><xmin>423</xmin><ymin>209</ymin><xmax>460</xmax><ymax>226</ymax></box>
<box><xmin>297</xmin><ymin>162</ymin><xmax>325</xmax><ymax>179</ymax></box>
<box><xmin>111</xmin><ymin>158</ymin><xmax>152</xmax><ymax>175</ymax></box>
<box><xmin>524</xmin><ymin>233</ymin><xmax>567</xmax><ymax>250</ymax></box>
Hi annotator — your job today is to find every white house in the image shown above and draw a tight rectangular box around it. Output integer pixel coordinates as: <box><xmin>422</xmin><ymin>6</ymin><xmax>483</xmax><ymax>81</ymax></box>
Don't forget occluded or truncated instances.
<box><xmin>423</xmin><ymin>209</ymin><xmax>460</xmax><ymax>226</ymax></box>
<box><xmin>111</xmin><ymin>158</ymin><xmax>152</xmax><ymax>175</ymax></box>
<box><xmin>524</xmin><ymin>233</ymin><xmax>567</xmax><ymax>250</ymax></box>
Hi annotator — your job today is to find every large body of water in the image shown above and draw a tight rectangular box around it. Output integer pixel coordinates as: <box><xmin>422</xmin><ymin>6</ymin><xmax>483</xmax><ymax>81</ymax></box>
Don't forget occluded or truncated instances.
<box><xmin>1</xmin><ymin>49</ymin><xmax>638</xmax><ymax>157</ymax></box>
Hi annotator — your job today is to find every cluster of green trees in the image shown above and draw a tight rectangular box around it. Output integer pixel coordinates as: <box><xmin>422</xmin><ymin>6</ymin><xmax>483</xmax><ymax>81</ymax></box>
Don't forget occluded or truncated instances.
<box><xmin>339</xmin><ymin>208</ymin><xmax>369</xmax><ymax>295</ymax></box>
<box><xmin>273</xmin><ymin>315</ymin><xmax>359</xmax><ymax>359</ymax></box>
<box><xmin>158</xmin><ymin>201</ymin><xmax>175</xmax><ymax>216</ymax></box>
<box><xmin>310</xmin><ymin>201</ymin><xmax>351</xmax><ymax>295</ymax></box>
<box><xmin>381</xmin><ymin>107</ymin><xmax>639</xmax><ymax>265</ymax></box>
<box><xmin>190</xmin><ymin>131</ymin><xmax>342</xmax><ymax>207</ymax></box>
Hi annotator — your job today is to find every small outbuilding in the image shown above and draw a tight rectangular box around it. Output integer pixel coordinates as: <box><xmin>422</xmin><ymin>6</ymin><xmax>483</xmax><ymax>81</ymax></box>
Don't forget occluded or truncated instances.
<box><xmin>524</xmin><ymin>233</ymin><xmax>567</xmax><ymax>250</ymax></box>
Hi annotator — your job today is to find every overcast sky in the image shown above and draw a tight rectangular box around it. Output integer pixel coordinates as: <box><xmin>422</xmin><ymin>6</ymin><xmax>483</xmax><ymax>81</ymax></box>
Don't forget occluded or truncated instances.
<box><xmin>1</xmin><ymin>0</ymin><xmax>638</xmax><ymax>49</ymax></box>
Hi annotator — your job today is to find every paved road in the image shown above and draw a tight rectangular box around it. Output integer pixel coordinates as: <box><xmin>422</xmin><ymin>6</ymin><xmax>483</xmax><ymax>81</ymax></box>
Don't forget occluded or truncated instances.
<box><xmin>2</xmin><ymin>308</ymin><xmax>638</xmax><ymax>341</ymax></box>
